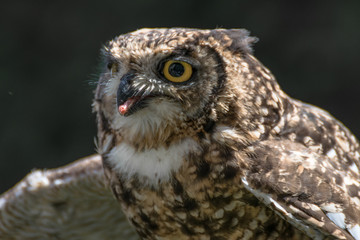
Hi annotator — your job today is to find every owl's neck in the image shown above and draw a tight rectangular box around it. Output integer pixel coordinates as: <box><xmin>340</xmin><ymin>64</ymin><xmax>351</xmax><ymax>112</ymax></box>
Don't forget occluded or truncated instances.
<box><xmin>106</xmin><ymin>137</ymin><xmax>201</xmax><ymax>186</ymax></box>
<box><xmin>104</xmin><ymin>121</ymin><xmax>261</xmax><ymax>187</ymax></box>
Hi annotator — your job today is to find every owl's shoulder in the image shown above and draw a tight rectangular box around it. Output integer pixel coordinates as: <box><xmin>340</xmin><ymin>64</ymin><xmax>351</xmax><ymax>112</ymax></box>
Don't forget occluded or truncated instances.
<box><xmin>240</xmin><ymin>100</ymin><xmax>360</xmax><ymax>239</ymax></box>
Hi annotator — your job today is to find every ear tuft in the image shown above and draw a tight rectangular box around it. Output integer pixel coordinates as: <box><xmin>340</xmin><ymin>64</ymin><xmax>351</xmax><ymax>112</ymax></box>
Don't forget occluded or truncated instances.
<box><xmin>211</xmin><ymin>29</ymin><xmax>258</xmax><ymax>54</ymax></box>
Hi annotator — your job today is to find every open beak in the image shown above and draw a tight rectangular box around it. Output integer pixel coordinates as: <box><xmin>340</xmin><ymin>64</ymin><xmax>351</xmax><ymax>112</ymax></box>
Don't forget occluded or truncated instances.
<box><xmin>116</xmin><ymin>73</ymin><xmax>147</xmax><ymax>116</ymax></box>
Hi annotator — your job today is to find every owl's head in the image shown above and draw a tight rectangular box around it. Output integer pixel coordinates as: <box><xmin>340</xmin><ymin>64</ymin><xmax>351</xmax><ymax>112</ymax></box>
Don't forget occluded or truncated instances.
<box><xmin>95</xmin><ymin>28</ymin><xmax>283</xmax><ymax>150</ymax></box>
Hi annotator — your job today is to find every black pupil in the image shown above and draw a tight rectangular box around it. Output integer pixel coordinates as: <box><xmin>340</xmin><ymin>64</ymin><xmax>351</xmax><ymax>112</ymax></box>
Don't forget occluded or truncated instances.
<box><xmin>168</xmin><ymin>62</ymin><xmax>185</xmax><ymax>77</ymax></box>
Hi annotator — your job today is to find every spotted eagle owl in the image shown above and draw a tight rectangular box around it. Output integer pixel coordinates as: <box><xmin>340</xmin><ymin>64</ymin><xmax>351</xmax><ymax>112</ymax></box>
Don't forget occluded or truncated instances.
<box><xmin>1</xmin><ymin>28</ymin><xmax>360</xmax><ymax>240</ymax></box>
<box><xmin>93</xmin><ymin>28</ymin><xmax>360</xmax><ymax>239</ymax></box>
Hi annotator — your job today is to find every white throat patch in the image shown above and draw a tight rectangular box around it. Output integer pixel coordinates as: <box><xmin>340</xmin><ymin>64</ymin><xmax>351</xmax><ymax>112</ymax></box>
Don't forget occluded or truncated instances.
<box><xmin>107</xmin><ymin>138</ymin><xmax>199</xmax><ymax>186</ymax></box>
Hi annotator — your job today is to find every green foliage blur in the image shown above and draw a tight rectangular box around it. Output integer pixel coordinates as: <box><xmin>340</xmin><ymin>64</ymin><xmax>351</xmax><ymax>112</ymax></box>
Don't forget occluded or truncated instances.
<box><xmin>1</xmin><ymin>0</ymin><xmax>360</xmax><ymax>192</ymax></box>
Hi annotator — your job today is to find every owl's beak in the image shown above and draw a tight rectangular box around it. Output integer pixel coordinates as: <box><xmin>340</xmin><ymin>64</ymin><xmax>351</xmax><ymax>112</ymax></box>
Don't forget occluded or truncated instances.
<box><xmin>116</xmin><ymin>73</ymin><xmax>147</xmax><ymax>116</ymax></box>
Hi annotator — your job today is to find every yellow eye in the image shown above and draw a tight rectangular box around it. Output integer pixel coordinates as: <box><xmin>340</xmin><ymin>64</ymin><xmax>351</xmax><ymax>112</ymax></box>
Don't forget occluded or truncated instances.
<box><xmin>163</xmin><ymin>60</ymin><xmax>193</xmax><ymax>83</ymax></box>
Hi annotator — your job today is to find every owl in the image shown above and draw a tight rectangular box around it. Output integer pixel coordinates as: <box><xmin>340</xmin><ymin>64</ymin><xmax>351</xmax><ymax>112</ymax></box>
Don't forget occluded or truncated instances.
<box><xmin>93</xmin><ymin>28</ymin><xmax>360</xmax><ymax>239</ymax></box>
<box><xmin>1</xmin><ymin>28</ymin><xmax>360</xmax><ymax>240</ymax></box>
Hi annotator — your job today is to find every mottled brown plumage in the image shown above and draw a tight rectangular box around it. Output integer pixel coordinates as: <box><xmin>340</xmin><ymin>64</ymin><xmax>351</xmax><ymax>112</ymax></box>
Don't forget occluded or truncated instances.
<box><xmin>94</xmin><ymin>28</ymin><xmax>360</xmax><ymax>239</ymax></box>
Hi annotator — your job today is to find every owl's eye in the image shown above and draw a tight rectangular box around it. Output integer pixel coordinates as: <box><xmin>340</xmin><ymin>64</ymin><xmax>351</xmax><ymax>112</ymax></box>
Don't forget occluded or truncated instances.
<box><xmin>162</xmin><ymin>60</ymin><xmax>193</xmax><ymax>83</ymax></box>
<box><xmin>107</xmin><ymin>62</ymin><xmax>119</xmax><ymax>74</ymax></box>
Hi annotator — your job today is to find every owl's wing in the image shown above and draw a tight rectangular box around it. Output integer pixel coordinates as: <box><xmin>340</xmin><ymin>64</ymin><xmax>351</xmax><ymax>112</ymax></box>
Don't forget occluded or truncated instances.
<box><xmin>242</xmin><ymin>139</ymin><xmax>360</xmax><ymax>240</ymax></box>
<box><xmin>0</xmin><ymin>154</ymin><xmax>138</xmax><ymax>240</ymax></box>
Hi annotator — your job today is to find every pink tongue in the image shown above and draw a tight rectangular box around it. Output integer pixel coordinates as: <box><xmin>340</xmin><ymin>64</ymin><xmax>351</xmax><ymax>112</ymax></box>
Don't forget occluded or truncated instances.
<box><xmin>118</xmin><ymin>97</ymin><xmax>140</xmax><ymax>115</ymax></box>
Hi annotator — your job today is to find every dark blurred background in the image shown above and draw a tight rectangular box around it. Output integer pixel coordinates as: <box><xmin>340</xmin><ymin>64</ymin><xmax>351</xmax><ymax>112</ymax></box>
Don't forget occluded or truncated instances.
<box><xmin>1</xmin><ymin>1</ymin><xmax>360</xmax><ymax>193</ymax></box>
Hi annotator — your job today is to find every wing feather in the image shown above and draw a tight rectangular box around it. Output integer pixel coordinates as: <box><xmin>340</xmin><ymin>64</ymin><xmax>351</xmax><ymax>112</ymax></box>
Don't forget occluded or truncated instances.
<box><xmin>243</xmin><ymin>139</ymin><xmax>360</xmax><ymax>239</ymax></box>
<box><xmin>0</xmin><ymin>154</ymin><xmax>138</xmax><ymax>240</ymax></box>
